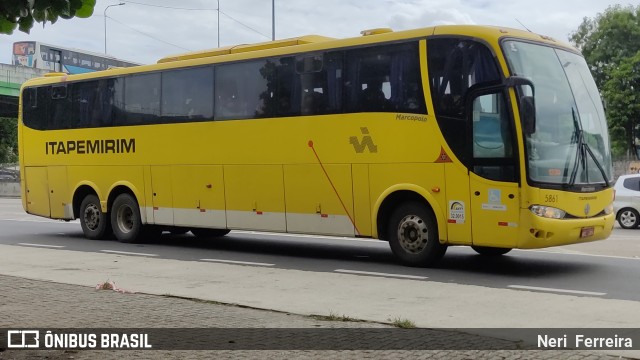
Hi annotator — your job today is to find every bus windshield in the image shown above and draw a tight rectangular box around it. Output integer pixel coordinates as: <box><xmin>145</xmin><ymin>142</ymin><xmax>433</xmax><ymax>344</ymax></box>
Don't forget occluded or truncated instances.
<box><xmin>503</xmin><ymin>40</ymin><xmax>612</xmax><ymax>188</ymax></box>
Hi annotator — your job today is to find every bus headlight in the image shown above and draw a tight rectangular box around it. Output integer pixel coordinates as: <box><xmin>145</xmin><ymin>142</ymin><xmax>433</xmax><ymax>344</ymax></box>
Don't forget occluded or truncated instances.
<box><xmin>530</xmin><ymin>205</ymin><xmax>566</xmax><ymax>219</ymax></box>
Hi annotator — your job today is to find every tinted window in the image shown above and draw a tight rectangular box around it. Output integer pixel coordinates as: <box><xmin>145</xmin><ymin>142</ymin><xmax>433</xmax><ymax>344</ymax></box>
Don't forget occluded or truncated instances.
<box><xmin>72</xmin><ymin>79</ymin><xmax>116</xmax><ymax>128</ymax></box>
<box><xmin>272</xmin><ymin>57</ymin><xmax>299</xmax><ymax>117</ymax></box>
<box><xmin>123</xmin><ymin>73</ymin><xmax>160</xmax><ymax>125</ymax></box>
<box><xmin>50</xmin><ymin>85</ymin><xmax>72</xmax><ymax>129</ymax></box>
<box><xmin>162</xmin><ymin>67</ymin><xmax>214</xmax><ymax>122</ymax></box>
<box><xmin>296</xmin><ymin>52</ymin><xmax>343</xmax><ymax>116</ymax></box>
<box><xmin>22</xmin><ymin>87</ymin><xmax>48</xmax><ymax>130</ymax></box>
<box><xmin>428</xmin><ymin>38</ymin><xmax>501</xmax><ymax>164</ymax></box>
<box><xmin>345</xmin><ymin>43</ymin><xmax>425</xmax><ymax>114</ymax></box>
<box><xmin>215</xmin><ymin>60</ymin><xmax>271</xmax><ymax>120</ymax></box>
<box><xmin>623</xmin><ymin>177</ymin><xmax>640</xmax><ymax>191</ymax></box>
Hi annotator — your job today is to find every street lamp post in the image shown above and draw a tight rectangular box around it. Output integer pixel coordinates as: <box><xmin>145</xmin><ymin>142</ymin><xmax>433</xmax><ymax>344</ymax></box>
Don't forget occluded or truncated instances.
<box><xmin>104</xmin><ymin>3</ymin><xmax>125</xmax><ymax>54</ymax></box>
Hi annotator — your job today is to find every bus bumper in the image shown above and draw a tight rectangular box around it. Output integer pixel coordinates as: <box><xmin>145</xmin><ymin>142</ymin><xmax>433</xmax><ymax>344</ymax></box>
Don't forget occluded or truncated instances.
<box><xmin>516</xmin><ymin>212</ymin><xmax>615</xmax><ymax>249</ymax></box>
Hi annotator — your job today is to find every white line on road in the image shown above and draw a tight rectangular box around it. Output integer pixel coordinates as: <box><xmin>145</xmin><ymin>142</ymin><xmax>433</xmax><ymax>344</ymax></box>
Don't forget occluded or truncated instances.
<box><xmin>516</xmin><ymin>249</ymin><xmax>640</xmax><ymax>261</ymax></box>
<box><xmin>100</xmin><ymin>250</ymin><xmax>158</xmax><ymax>257</ymax></box>
<box><xmin>200</xmin><ymin>258</ymin><xmax>275</xmax><ymax>266</ymax></box>
<box><xmin>508</xmin><ymin>285</ymin><xmax>606</xmax><ymax>296</ymax></box>
<box><xmin>18</xmin><ymin>243</ymin><xmax>65</xmax><ymax>249</ymax></box>
<box><xmin>334</xmin><ymin>269</ymin><xmax>428</xmax><ymax>280</ymax></box>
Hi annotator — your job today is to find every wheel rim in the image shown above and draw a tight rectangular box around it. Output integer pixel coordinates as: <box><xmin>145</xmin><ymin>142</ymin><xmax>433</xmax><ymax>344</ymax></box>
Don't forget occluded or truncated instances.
<box><xmin>83</xmin><ymin>203</ymin><xmax>101</xmax><ymax>231</ymax></box>
<box><xmin>620</xmin><ymin>210</ymin><xmax>637</xmax><ymax>228</ymax></box>
<box><xmin>397</xmin><ymin>214</ymin><xmax>429</xmax><ymax>254</ymax></box>
<box><xmin>116</xmin><ymin>205</ymin><xmax>134</xmax><ymax>234</ymax></box>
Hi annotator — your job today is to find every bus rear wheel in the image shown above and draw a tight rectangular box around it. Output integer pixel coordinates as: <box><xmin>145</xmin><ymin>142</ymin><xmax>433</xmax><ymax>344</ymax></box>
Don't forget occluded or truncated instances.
<box><xmin>191</xmin><ymin>228</ymin><xmax>231</xmax><ymax>238</ymax></box>
<box><xmin>471</xmin><ymin>246</ymin><xmax>512</xmax><ymax>256</ymax></box>
<box><xmin>110</xmin><ymin>193</ymin><xmax>159</xmax><ymax>243</ymax></box>
<box><xmin>388</xmin><ymin>202</ymin><xmax>446</xmax><ymax>267</ymax></box>
<box><xmin>79</xmin><ymin>194</ymin><xmax>110</xmax><ymax>240</ymax></box>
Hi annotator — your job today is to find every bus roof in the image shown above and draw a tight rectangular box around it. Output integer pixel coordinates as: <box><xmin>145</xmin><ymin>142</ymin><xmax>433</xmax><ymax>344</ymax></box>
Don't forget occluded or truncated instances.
<box><xmin>157</xmin><ymin>25</ymin><xmax>575</xmax><ymax>64</ymax></box>
<box><xmin>21</xmin><ymin>25</ymin><xmax>576</xmax><ymax>88</ymax></box>
<box><xmin>157</xmin><ymin>35</ymin><xmax>336</xmax><ymax>63</ymax></box>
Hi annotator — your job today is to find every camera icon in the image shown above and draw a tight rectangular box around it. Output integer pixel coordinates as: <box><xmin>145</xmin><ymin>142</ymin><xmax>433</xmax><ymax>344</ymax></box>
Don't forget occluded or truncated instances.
<box><xmin>7</xmin><ymin>330</ymin><xmax>40</xmax><ymax>348</ymax></box>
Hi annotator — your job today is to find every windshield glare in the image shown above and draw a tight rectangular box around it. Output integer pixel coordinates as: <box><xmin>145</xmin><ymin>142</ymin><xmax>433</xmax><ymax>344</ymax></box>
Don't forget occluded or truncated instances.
<box><xmin>503</xmin><ymin>41</ymin><xmax>612</xmax><ymax>187</ymax></box>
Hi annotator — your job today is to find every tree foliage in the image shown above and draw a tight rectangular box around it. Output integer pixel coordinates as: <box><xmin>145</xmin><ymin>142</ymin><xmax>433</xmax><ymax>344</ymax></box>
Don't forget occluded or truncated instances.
<box><xmin>0</xmin><ymin>118</ymin><xmax>18</xmax><ymax>164</ymax></box>
<box><xmin>570</xmin><ymin>5</ymin><xmax>640</xmax><ymax>158</ymax></box>
<box><xmin>0</xmin><ymin>0</ymin><xmax>96</xmax><ymax>35</ymax></box>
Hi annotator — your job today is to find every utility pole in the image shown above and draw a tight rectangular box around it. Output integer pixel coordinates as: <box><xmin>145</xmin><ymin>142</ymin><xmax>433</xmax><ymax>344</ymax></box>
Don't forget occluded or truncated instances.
<box><xmin>104</xmin><ymin>3</ymin><xmax>125</xmax><ymax>54</ymax></box>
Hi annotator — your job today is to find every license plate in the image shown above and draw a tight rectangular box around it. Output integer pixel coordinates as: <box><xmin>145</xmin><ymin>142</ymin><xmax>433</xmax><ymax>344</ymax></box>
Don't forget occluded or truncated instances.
<box><xmin>580</xmin><ymin>227</ymin><xmax>594</xmax><ymax>238</ymax></box>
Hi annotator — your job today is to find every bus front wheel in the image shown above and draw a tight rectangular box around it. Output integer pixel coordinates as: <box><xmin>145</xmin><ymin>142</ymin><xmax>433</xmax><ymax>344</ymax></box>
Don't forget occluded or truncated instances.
<box><xmin>110</xmin><ymin>193</ymin><xmax>154</xmax><ymax>243</ymax></box>
<box><xmin>387</xmin><ymin>202</ymin><xmax>446</xmax><ymax>267</ymax></box>
<box><xmin>79</xmin><ymin>194</ymin><xmax>110</xmax><ymax>240</ymax></box>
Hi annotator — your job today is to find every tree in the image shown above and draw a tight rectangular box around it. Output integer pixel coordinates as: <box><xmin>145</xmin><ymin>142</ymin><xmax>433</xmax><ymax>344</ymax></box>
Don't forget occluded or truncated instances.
<box><xmin>0</xmin><ymin>0</ymin><xmax>95</xmax><ymax>35</ymax></box>
<box><xmin>0</xmin><ymin>117</ymin><xmax>18</xmax><ymax>164</ymax></box>
<box><xmin>602</xmin><ymin>53</ymin><xmax>640</xmax><ymax>157</ymax></box>
<box><xmin>570</xmin><ymin>5</ymin><xmax>640</xmax><ymax>158</ymax></box>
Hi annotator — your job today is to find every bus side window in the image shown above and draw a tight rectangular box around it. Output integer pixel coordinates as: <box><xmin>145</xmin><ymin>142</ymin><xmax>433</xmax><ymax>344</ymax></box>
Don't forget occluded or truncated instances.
<box><xmin>162</xmin><ymin>66</ymin><xmax>214</xmax><ymax>122</ymax></box>
<box><xmin>345</xmin><ymin>43</ymin><xmax>424</xmax><ymax>114</ymax></box>
<box><xmin>214</xmin><ymin>60</ymin><xmax>271</xmax><ymax>120</ymax></box>
<box><xmin>123</xmin><ymin>73</ymin><xmax>160</xmax><ymax>125</ymax></box>
<box><xmin>50</xmin><ymin>85</ymin><xmax>72</xmax><ymax>129</ymax></box>
<box><xmin>273</xmin><ymin>57</ymin><xmax>299</xmax><ymax>117</ymax></box>
<box><xmin>22</xmin><ymin>87</ymin><xmax>45</xmax><ymax>130</ymax></box>
<box><xmin>295</xmin><ymin>52</ymin><xmax>343</xmax><ymax>116</ymax></box>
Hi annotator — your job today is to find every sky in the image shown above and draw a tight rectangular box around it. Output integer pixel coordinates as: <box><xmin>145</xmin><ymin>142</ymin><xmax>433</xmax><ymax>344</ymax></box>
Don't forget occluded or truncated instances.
<box><xmin>1</xmin><ymin>0</ymin><xmax>640</xmax><ymax>66</ymax></box>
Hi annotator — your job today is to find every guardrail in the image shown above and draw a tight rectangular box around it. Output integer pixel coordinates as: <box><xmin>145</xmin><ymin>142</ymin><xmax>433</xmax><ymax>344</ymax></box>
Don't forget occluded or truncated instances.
<box><xmin>0</xmin><ymin>164</ymin><xmax>20</xmax><ymax>197</ymax></box>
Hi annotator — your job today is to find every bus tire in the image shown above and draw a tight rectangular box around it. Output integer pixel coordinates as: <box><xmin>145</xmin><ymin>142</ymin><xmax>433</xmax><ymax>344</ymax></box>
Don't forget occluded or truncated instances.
<box><xmin>388</xmin><ymin>202</ymin><xmax>446</xmax><ymax>267</ymax></box>
<box><xmin>471</xmin><ymin>246</ymin><xmax>512</xmax><ymax>256</ymax></box>
<box><xmin>111</xmin><ymin>193</ymin><xmax>146</xmax><ymax>243</ymax></box>
<box><xmin>79</xmin><ymin>194</ymin><xmax>110</xmax><ymax>240</ymax></box>
<box><xmin>191</xmin><ymin>228</ymin><xmax>231</xmax><ymax>238</ymax></box>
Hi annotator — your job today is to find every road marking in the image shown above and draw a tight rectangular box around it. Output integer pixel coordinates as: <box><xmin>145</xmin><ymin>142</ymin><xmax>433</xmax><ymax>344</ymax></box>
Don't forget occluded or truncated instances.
<box><xmin>1</xmin><ymin>218</ymin><xmax>78</xmax><ymax>224</ymax></box>
<box><xmin>101</xmin><ymin>250</ymin><xmax>158</xmax><ymax>257</ymax></box>
<box><xmin>515</xmin><ymin>249</ymin><xmax>640</xmax><ymax>260</ymax></box>
<box><xmin>334</xmin><ymin>269</ymin><xmax>428</xmax><ymax>280</ymax></box>
<box><xmin>18</xmin><ymin>243</ymin><xmax>65</xmax><ymax>249</ymax></box>
<box><xmin>508</xmin><ymin>285</ymin><xmax>606</xmax><ymax>296</ymax></box>
<box><xmin>200</xmin><ymin>258</ymin><xmax>275</xmax><ymax>266</ymax></box>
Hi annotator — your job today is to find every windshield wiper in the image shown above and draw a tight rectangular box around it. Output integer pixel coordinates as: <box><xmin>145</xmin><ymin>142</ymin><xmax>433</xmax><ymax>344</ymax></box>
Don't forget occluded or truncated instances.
<box><xmin>568</xmin><ymin>108</ymin><xmax>610</xmax><ymax>187</ymax></box>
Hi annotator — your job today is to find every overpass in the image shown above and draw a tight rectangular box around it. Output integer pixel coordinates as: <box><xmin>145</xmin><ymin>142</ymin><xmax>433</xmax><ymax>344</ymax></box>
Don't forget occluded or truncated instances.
<box><xmin>0</xmin><ymin>63</ymin><xmax>49</xmax><ymax>118</ymax></box>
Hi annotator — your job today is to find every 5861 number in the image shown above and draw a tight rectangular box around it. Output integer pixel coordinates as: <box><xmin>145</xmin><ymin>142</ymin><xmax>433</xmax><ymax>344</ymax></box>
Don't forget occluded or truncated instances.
<box><xmin>544</xmin><ymin>194</ymin><xmax>558</xmax><ymax>203</ymax></box>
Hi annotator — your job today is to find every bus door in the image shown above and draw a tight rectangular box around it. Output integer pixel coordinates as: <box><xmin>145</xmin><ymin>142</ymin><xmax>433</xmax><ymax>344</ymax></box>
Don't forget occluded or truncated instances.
<box><xmin>468</xmin><ymin>91</ymin><xmax>519</xmax><ymax>248</ymax></box>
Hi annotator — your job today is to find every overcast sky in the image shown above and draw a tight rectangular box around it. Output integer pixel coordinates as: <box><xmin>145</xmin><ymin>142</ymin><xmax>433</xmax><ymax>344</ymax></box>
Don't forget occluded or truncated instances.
<box><xmin>1</xmin><ymin>0</ymin><xmax>639</xmax><ymax>65</ymax></box>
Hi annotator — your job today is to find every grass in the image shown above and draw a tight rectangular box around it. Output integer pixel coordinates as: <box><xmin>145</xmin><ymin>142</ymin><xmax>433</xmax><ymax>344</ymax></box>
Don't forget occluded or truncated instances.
<box><xmin>310</xmin><ymin>311</ymin><xmax>360</xmax><ymax>322</ymax></box>
<box><xmin>389</xmin><ymin>317</ymin><xmax>416</xmax><ymax>329</ymax></box>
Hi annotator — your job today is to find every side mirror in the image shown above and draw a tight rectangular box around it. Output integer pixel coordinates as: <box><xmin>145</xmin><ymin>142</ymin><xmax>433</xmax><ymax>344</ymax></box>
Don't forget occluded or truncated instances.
<box><xmin>520</xmin><ymin>95</ymin><xmax>536</xmax><ymax>136</ymax></box>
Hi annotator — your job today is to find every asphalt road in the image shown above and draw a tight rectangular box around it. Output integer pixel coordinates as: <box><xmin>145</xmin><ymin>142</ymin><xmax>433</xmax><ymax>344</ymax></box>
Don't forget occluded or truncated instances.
<box><xmin>1</xmin><ymin>197</ymin><xmax>639</xmax><ymax>302</ymax></box>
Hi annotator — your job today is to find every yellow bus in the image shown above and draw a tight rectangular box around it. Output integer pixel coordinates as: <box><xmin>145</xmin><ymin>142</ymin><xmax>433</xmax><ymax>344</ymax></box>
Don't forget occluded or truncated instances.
<box><xmin>18</xmin><ymin>25</ymin><xmax>615</xmax><ymax>267</ymax></box>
